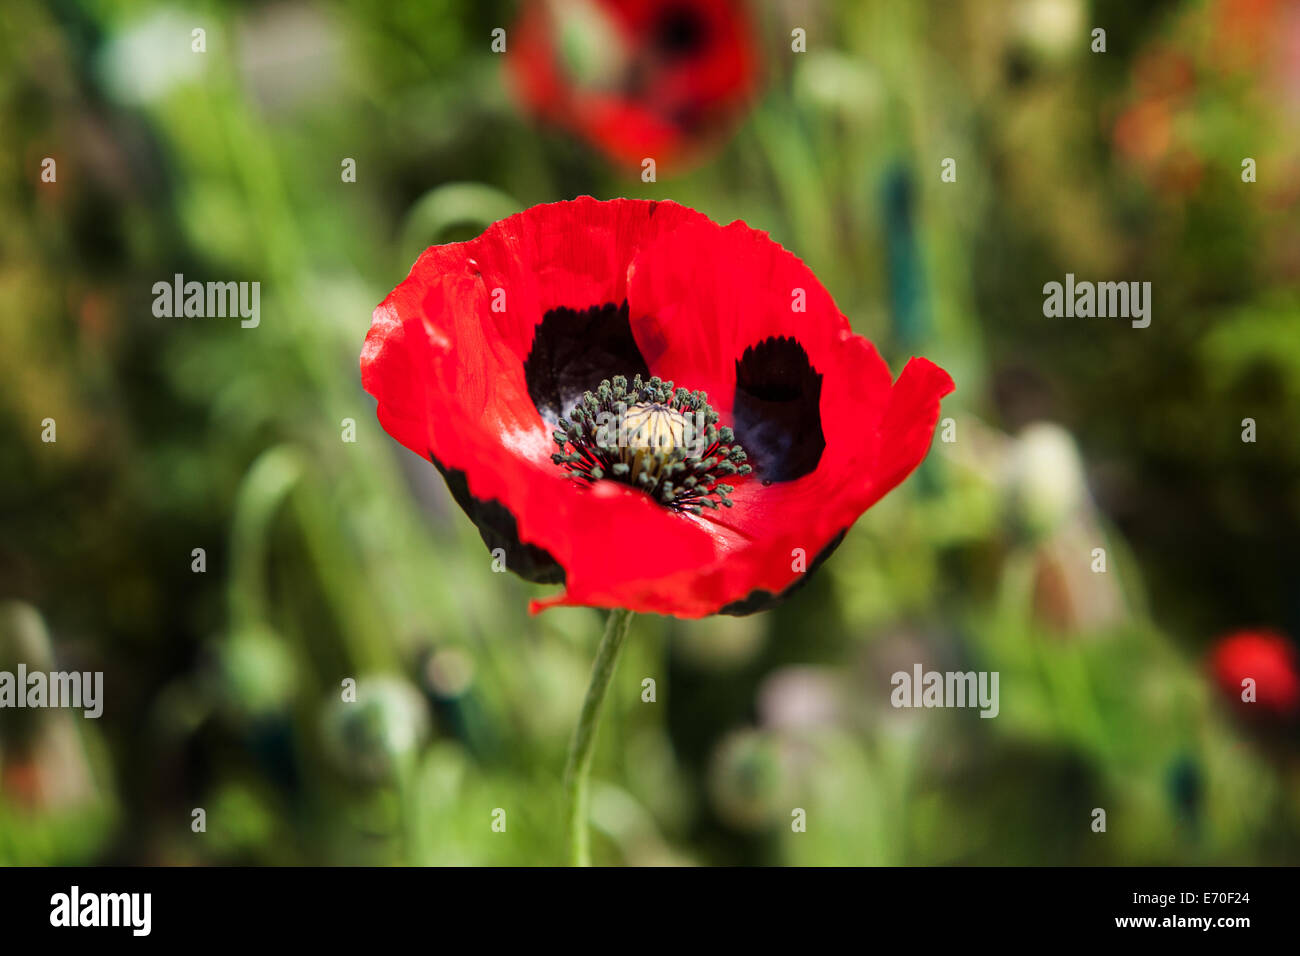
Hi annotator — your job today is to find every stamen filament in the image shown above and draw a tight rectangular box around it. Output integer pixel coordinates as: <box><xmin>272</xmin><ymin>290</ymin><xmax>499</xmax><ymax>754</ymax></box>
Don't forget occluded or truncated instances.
<box><xmin>551</xmin><ymin>375</ymin><xmax>753</xmax><ymax>514</ymax></box>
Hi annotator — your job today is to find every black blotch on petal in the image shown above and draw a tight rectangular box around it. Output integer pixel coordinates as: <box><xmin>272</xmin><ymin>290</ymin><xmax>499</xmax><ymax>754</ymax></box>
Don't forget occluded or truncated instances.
<box><xmin>732</xmin><ymin>336</ymin><xmax>825</xmax><ymax>483</ymax></box>
<box><xmin>524</xmin><ymin>301</ymin><xmax>651</xmax><ymax>425</ymax></box>
<box><xmin>653</xmin><ymin>4</ymin><xmax>710</xmax><ymax>59</ymax></box>
<box><xmin>432</xmin><ymin>456</ymin><xmax>565</xmax><ymax>585</ymax></box>
<box><xmin>719</xmin><ymin>530</ymin><xmax>847</xmax><ymax>616</ymax></box>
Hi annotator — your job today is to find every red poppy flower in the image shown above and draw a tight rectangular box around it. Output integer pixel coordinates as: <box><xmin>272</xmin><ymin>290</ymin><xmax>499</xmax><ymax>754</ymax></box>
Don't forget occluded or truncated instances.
<box><xmin>1208</xmin><ymin>629</ymin><xmax>1300</xmax><ymax>718</ymax></box>
<box><xmin>507</xmin><ymin>0</ymin><xmax>760</xmax><ymax>169</ymax></box>
<box><xmin>362</xmin><ymin>197</ymin><xmax>953</xmax><ymax>618</ymax></box>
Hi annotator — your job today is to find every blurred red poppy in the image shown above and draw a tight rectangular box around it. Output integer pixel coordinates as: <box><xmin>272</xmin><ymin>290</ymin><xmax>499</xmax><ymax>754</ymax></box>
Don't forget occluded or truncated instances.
<box><xmin>1110</xmin><ymin>46</ymin><xmax>1205</xmax><ymax>198</ymax></box>
<box><xmin>507</xmin><ymin>0</ymin><xmax>760</xmax><ymax>169</ymax></box>
<box><xmin>1209</xmin><ymin>629</ymin><xmax>1300</xmax><ymax>718</ymax></box>
<box><xmin>362</xmin><ymin>198</ymin><xmax>952</xmax><ymax>617</ymax></box>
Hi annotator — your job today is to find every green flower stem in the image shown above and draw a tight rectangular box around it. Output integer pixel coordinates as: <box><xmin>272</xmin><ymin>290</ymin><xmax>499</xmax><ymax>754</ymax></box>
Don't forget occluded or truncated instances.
<box><xmin>563</xmin><ymin>607</ymin><xmax>635</xmax><ymax>866</ymax></box>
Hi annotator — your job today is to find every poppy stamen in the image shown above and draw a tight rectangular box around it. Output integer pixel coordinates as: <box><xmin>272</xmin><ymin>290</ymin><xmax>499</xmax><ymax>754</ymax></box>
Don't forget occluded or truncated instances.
<box><xmin>551</xmin><ymin>374</ymin><xmax>752</xmax><ymax>514</ymax></box>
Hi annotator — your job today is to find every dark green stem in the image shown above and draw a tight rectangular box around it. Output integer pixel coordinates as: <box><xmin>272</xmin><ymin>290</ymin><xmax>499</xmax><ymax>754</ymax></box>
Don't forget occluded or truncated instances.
<box><xmin>563</xmin><ymin>607</ymin><xmax>634</xmax><ymax>866</ymax></box>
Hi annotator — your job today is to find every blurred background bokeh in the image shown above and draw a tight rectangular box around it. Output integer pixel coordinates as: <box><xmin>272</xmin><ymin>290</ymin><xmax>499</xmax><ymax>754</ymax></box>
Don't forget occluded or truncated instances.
<box><xmin>2</xmin><ymin>0</ymin><xmax>1299</xmax><ymax>865</ymax></box>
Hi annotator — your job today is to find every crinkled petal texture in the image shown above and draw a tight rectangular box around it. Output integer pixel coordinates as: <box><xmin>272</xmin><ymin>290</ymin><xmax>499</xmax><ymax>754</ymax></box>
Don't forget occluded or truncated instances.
<box><xmin>362</xmin><ymin>197</ymin><xmax>953</xmax><ymax>618</ymax></box>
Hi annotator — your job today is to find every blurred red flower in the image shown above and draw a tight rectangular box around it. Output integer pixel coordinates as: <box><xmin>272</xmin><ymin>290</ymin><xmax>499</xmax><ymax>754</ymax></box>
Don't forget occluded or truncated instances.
<box><xmin>1110</xmin><ymin>46</ymin><xmax>1204</xmax><ymax>198</ymax></box>
<box><xmin>507</xmin><ymin>0</ymin><xmax>761</xmax><ymax>170</ymax></box>
<box><xmin>1209</xmin><ymin>629</ymin><xmax>1300</xmax><ymax>718</ymax></box>
<box><xmin>361</xmin><ymin>198</ymin><xmax>952</xmax><ymax>617</ymax></box>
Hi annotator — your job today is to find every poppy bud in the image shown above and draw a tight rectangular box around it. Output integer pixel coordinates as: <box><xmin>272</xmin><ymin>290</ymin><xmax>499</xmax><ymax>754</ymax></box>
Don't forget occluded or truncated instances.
<box><xmin>1005</xmin><ymin>423</ymin><xmax>1088</xmax><ymax>541</ymax></box>
<box><xmin>321</xmin><ymin>676</ymin><xmax>431</xmax><ymax>782</ymax></box>
<box><xmin>213</xmin><ymin>625</ymin><xmax>299</xmax><ymax>723</ymax></box>
<box><xmin>707</xmin><ymin>728</ymin><xmax>783</xmax><ymax>830</ymax></box>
